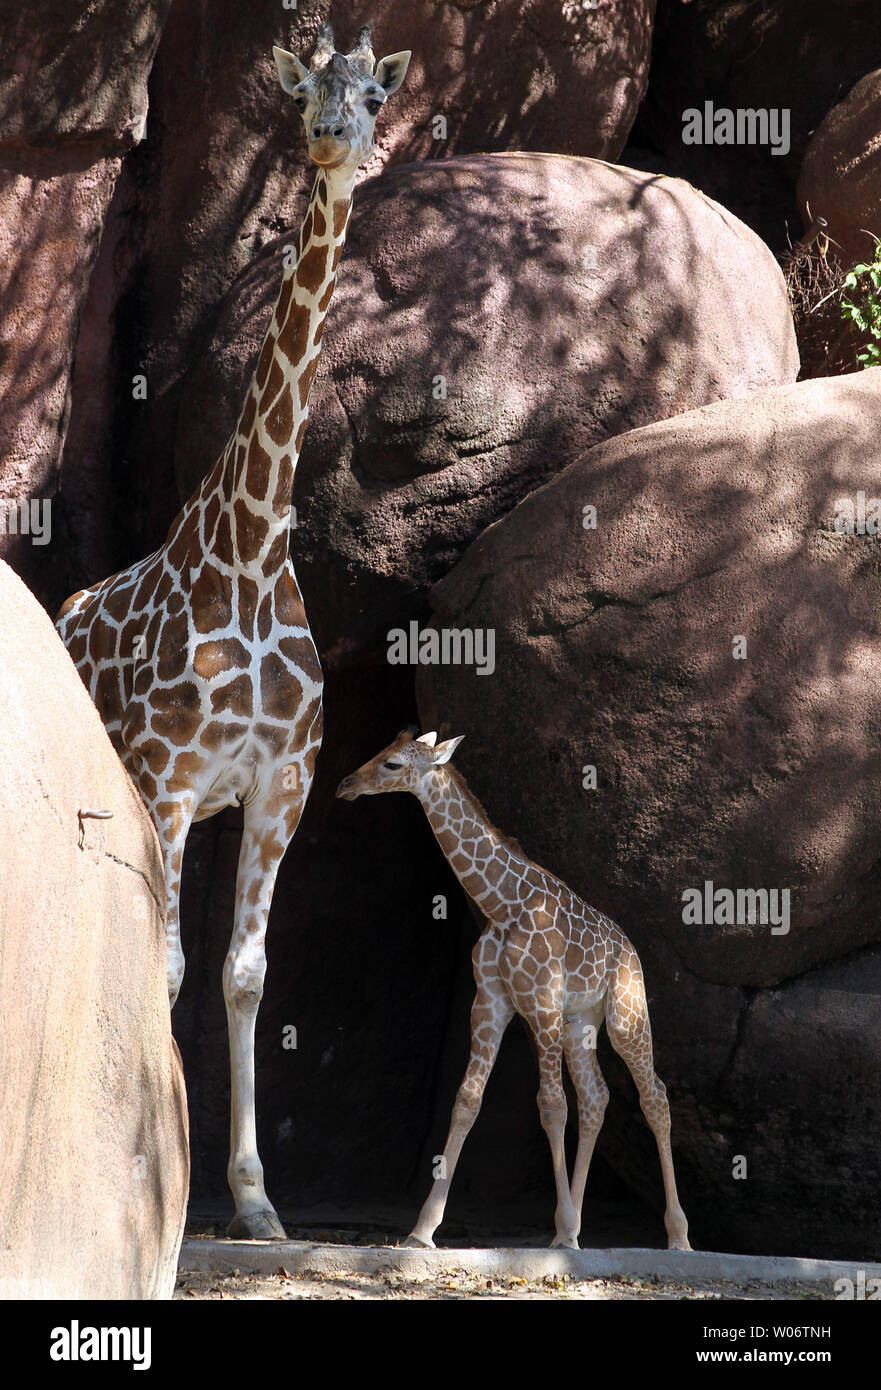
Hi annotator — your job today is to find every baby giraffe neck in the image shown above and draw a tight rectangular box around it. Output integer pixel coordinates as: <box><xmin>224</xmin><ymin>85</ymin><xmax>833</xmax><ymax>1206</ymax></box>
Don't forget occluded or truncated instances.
<box><xmin>415</xmin><ymin>767</ymin><xmax>521</xmax><ymax>920</ymax></box>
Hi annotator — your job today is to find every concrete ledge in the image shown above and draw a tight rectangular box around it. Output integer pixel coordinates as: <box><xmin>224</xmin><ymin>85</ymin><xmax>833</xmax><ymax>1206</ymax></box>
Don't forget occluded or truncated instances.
<box><xmin>179</xmin><ymin>1239</ymin><xmax>881</xmax><ymax>1286</ymax></box>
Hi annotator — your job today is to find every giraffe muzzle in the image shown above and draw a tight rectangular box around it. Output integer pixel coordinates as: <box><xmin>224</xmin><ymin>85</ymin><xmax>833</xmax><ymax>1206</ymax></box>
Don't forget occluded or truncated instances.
<box><xmin>335</xmin><ymin>774</ymin><xmax>360</xmax><ymax>800</ymax></box>
<box><xmin>309</xmin><ymin>132</ymin><xmax>352</xmax><ymax>168</ymax></box>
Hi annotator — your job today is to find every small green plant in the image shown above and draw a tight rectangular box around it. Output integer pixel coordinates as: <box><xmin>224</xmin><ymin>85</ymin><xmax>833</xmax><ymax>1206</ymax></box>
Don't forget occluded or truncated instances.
<box><xmin>840</xmin><ymin>238</ymin><xmax>881</xmax><ymax>368</ymax></box>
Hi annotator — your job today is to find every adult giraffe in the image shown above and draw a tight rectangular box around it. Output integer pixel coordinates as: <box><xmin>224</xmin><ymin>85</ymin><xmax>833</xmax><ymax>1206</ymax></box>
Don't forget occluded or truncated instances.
<box><xmin>57</xmin><ymin>22</ymin><xmax>411</xmax><ymax>1240</ymax></box>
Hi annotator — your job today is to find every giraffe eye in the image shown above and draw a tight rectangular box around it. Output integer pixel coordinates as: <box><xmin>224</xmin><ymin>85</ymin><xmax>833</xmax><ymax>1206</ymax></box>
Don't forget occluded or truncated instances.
<box><xmin>293</xmin><ymin>96</ymin><xmax>307</xmax><ymax>113</ymax></box>
<box><xmin>366</xmin><ymin>98</ymin><xmax>382</xmax><ymax>116</ymax></box>
<box><xmin>383</xmin><ymin>760</ymin><xmax>402</xmax><ymax>770</ymax></box>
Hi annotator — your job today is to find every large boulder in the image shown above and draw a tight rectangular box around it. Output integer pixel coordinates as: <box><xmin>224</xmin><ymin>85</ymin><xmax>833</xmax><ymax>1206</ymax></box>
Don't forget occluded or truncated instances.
<box><xmin>0</xmin><ymin>0</ymin><xmax>170</xmax><ymax>148</ymax></box>
<box><xmin>627</xmin><ymin>0</ymin><xmax>881</xmax><ymax>251</ymax></box>
<box><xmin>0</xmin><ymin>559</ymin><xmax>188</xmax><ymax>1299</ymax></box>
<box><xmin>0</xmin><ymin>0</ymin><xmax>171</xmax><ymax>598</ymax></box>
<box><xmin>416</xmin><ymin>370</ymin><xmax>881</xmax><ymax>1256</ymax></box>
<box><xmin>798</xmin><ymin>68</ymin><xmax>881</xmax><ymax>270</ymax></box>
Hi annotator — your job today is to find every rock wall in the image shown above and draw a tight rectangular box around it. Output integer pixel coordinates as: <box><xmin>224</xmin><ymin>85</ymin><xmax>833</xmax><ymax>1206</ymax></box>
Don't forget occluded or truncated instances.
<box><xmin>0</xmin><ymin>0</ymin><xmax>171</xmax><ymax>595</ymax></box>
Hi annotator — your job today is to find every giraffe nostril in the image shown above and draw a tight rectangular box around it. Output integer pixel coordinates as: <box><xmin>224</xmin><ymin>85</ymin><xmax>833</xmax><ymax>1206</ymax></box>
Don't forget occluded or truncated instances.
<box><xmin>333</xmin><ymin>126</ymin><xmax>344</xmax><ymax>138</ymax></box>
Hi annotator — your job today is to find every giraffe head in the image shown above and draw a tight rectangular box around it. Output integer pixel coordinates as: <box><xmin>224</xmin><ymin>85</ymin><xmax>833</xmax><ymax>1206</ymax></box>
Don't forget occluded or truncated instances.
<box><xmin>336</xmin><ymin>730</ymin><xmax>465</xmax><ymax>800</ymax></box>
<box><xmin>273</xmin><ymin>22</ymin><xmax>410</xmax><ymax>172</ymax></box>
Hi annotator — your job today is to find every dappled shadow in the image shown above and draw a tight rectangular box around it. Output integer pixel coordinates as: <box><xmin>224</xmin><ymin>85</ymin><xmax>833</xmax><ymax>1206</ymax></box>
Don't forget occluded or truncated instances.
<box><xmin>174</xmin><ymin>150</ymin><xmax>796</xmax><ymax>678</ymax></box>
<box><xmin>0</xmin><ymin>156</ymin><xmax>117</xmax><ymax>605</ymax></box>
<box><xmin>0</xmin><ymin>1</ymin><xmax>169</xmax><ymax>152</ymax></box>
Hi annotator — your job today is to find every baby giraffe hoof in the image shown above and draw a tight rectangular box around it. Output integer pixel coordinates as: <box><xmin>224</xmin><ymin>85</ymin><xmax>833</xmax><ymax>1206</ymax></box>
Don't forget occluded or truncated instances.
<box><xmin>668</xmin><ymin>1237</ymin><xmax>692</xmax><ymax>1252</ymax></box>
<box><xmin>550</xmin><ymin>1233</ymin><xmax>580</xmax><ymax>1250</ymax></box>
<box><xmin>227</xmin><ymin>1208</ymin><xmax>287</xmax><ymax>1241</ymax></box>
<box><xmin>402</xmin><ymin>1232</ymin><xmax>435</xmax><ymax>1249</ymax></box>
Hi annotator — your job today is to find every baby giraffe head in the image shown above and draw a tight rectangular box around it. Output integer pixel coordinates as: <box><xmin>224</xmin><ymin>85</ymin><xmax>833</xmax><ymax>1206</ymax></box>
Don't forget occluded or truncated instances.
<box><xmin>273</xmin><ymin>21</ymin><xmax>410</xmax><ymax>172</ymax></box>
<box><xmin>336</xmin><ymin>730</ymin><xmax>465</xmax><ymax>800</ymax></box>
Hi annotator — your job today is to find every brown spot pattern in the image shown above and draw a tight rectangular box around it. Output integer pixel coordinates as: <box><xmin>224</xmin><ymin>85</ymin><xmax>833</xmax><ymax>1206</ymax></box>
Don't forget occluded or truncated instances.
<box><xmin>332</xmin><ymin>199</ymin><xmax>348</xmax><ymax>237</ymax></box>
<box><xmin>257</xmin><ymin>593</ymin><xmax>273</xmax><ymax>642</ymax></box>
<box><xmin>259</xmin><ymin>358</ymin><xmax>284</xmax><ymax>415</ymax></box>
<box><xmin>193</xmin><ymin>637</ymin><xmax>250</xmax><ymax>678</ymax></box>
<box><xmin>238</xmin><ymin>575</ymin><xmax>258</xmax><ymax>641</ymax></box>
<box><xmin>255</xmin><ymin>333</ymin><xmax>275</xmax><ymax>390</ymax></box>
<box><xmin>261</xmin><ymin>533</ymin><xmax>288</xmax><ymax>576</ymax></box>
<box><xmin>297</xmin><ymin>354</ymin><xmax>319</xmax><ymax>408</ymax></box>
<box><xmin>245</xmin><ymin>432</ymin><xmax>272</xmax><ymax>500</ymax></box>
<box><xmin>233</xmin><ymin>499</ymin><xmax>269</xmax><ymax>562</ymax></box>
<box><xmin>151</xmin><ymin>682</ymin><xmax>201</xmax><ymax>746</ymax></box>
<box><xmin>317</xmin><ymin>276</ymin><xmax>335</xmax><ymax>312</ymax></box>
<box><xmin>278</xmin><ymin>301</ymin><xmax>311</xmax><ymax>367</ymax></box>
<box><xmin>156</xmin><ymin>610</ymin><xmax>190</xmax><ymax>681</ymax></box>
<box><xmin>275</xmin><ymin>275</ymin><xmax>293</xmax><ymax>326</ymax></box>
<box><xmin>260</xmin><ymin>652</ymin><xmax>300</xmax><ymax>719</ymax></box>
<box><xmin>295</xmin><ymin>242</ymin><xmax>328</xmax><ymax>296</ymax></box>
<box><xmin>191</xmin><ymin>565</ymin><xmax>233</xmax><ymax>633</ymax></box>
<box><xmin>266</xmin><ymin>385</ymin><xmax>293</xmax><ymax>446</ymax></box>
<box><xmin>272</xmin><ymin>456</ymin><xmax>293</xmax><ymax>515</ymax></box>
<box><xmin>210</xmin><ymin>674</ymin><xmax>253</xmax><ymax>717</ymax></box>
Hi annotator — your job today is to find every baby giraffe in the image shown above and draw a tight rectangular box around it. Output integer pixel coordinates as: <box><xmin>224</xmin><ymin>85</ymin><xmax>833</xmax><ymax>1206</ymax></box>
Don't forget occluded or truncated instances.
<box><xmin>336</xmin><ymin>730</ymin><xmax>690</xmax><ymax>1251</ymax></box>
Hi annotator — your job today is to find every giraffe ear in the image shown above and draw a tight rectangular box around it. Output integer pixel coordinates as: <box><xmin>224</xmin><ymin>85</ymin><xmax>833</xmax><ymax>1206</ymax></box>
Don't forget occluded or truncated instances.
<box><xmin>433</xmin><ymin>735</ymin><xmax>464</xmax><ymax>765</ymax></box>
<box><xmin>274</xmin><ymin>45</ymin><xmax>309</xmax><ymax>94</ymax></box>
<box><xmin>374</xmin><ymin>50</ymin><xmax>411</xmax><ymax>95</ymax></box>
<box><xmin>416</xmin><ymin>731</ymin><xmax>437</xmax><ymax>746</ymax></box>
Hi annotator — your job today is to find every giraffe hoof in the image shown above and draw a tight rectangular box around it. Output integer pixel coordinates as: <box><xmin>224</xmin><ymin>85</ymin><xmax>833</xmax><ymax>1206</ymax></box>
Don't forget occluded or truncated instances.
<box><xmin>668</xmin><ymin>1238</ymin><xmax>692</xmax><ymax>1252</ymax></box>
<box><xmin>550</xmin><ymin>1234</ymin><xmax>579</xmax><ymax>1250</ymax></box>
<box><xmin>226</xmin><ymin>1208</ymin><xmax>287</xmax><ymax>1240</ymax></box>
<box><xmin>402</xmin><ymin>1232</ymin><xmax>435</xmax><ymax>1249</ymax></box>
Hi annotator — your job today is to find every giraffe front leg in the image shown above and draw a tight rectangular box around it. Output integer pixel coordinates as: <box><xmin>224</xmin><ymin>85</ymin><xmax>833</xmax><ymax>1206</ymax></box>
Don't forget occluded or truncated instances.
<box><xmin>224</xmin><ymin>806</ymin><xmax>291</xmax><ymax>1241</ymax></box>
<box><xmin>406</xmin><ymin>981</ymin><xmax>513</xmax><ymax>1249</ymax></box>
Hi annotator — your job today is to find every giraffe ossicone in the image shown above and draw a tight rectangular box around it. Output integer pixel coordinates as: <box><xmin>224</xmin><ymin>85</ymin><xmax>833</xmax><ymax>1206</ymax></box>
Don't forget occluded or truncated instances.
<box><xmin>337</xmin><ymin>730</ymin><xmax>691</xmax><ymax>1252</ymax></box>
<box><xmin>56</xmin><ymin>21</ymin><xmax>411</xmax><ymax>1242</ymax></box>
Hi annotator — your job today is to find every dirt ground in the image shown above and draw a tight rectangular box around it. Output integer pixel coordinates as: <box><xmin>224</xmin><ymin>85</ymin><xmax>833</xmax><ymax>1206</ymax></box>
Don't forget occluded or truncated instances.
<box><xmin>174</xmin><ymin>1266</ymin><xmax>830</xmax><ymax>1301</ymax></box>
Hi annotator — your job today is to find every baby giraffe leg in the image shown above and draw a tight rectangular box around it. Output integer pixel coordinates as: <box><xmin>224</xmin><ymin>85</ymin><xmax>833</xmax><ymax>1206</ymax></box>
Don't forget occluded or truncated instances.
<box><xmin>532</xmin><ymin>1014</ymin><xmax>581</xmax><ymax>1249</ymax></box>
<box><xmin>606</xmin><ymin>954</ymin><xmax>690</xmax><ymax>1251</ymax></box>
<box><xmin>562</xmin><ymin>1008</ymin><xmax>609</xmax><ymax>1243</ymax></box>
<box><xmin>405</xmin><ymin>978</ymin><xmax>513</xmax><ymax>1249</ymax></box>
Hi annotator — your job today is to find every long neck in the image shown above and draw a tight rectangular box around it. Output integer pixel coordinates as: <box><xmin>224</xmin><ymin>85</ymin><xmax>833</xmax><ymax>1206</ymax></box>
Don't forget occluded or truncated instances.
<box><xmin>197</xmin><ymin>162</ymin><xmax>356</xmax><ymax>580</ymax></box>
<box><xmin>415</xmin><ymin>766</ymin><xmax>526</xmax><ymax>920</ymax></box>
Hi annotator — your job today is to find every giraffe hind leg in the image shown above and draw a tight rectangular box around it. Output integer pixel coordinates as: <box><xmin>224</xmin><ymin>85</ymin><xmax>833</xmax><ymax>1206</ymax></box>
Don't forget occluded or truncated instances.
<box><xmin>605</xmin><ymin>954</ymin><xmax>690</xmax><ymax>1252</ymax></box>
<box><xmin>529</xmin><ymin>1009</ymin><xmax>581</xmax><ymax>1249</ymax></box>
<box><xmin>560</xmin><ymin>1004</ymin><xmax>609</xmax><ymax>1246</ymax></box>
